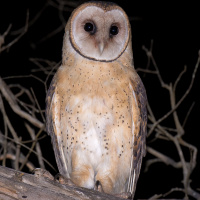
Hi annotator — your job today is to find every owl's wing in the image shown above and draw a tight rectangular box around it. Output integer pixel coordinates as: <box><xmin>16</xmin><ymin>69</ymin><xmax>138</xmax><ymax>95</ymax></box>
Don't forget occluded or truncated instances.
<box><xmin>128</xmin><ymin>74</ymin><xmax>147</xmax><ymax>198</ymax></box>
<box><xmin>46</xmin><ymin>75</ymin><xmax>69</xmax><ymax>177</ymax></box>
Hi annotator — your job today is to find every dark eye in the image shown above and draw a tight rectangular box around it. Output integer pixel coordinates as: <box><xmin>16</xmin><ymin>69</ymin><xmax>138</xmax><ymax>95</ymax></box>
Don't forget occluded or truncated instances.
<box><xmin>110</xmin><ymin>25</ymin><xmax>119</xmax><ymax>36</ymax></box>
<box><xmin>84</xmin><ymin>22</ymin><xmax>96</xmax><ymax>34</ymax></box>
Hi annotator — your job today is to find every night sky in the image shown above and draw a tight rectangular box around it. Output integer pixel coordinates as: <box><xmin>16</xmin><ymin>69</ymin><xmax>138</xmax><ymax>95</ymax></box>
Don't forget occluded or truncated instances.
<box><xmin>0</xmin><ymin>1</ymin><xmax>200</xmax><ymax>199</ymax></box>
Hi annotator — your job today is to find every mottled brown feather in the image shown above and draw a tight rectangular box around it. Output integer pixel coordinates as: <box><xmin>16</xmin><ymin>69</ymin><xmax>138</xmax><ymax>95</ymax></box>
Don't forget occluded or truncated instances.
<box><xmin>129</xmin><ymin>74</ymin><xmax>147</xmax><ymax>197</ymax></box>
<box><xmin>45</xmin><ymin>75</ymin><xmax>69</xmax><ymax>177</ymax></box>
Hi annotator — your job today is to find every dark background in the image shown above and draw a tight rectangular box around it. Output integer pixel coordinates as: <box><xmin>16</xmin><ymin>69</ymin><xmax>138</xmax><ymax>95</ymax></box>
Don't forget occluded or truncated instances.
<box><xmin>0</xmin><ymin>0</ymin><xmax>200</xmax><ymax>199</ymax></box>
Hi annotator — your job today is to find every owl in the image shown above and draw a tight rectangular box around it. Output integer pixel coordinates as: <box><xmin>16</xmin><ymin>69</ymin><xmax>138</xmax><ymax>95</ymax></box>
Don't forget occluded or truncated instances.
<box><xmin>46</xmin><ymin>1</ymin><xmax>147</xmax><ymax>199</ymax></box>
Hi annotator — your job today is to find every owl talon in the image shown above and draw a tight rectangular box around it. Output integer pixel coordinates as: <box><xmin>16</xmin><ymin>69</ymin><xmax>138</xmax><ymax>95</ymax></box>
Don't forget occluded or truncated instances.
<box><xmin>94</xmin><ymin>180</ymin><xmax>104</xmax><ymax>193</ymax></box>
<box><xmin>54</xmin><ymin>173</ymin><xmax>74</xmax><ymax>186</ymax></box>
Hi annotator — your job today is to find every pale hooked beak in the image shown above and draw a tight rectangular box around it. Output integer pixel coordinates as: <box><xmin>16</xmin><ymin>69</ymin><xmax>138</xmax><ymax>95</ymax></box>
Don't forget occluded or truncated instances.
<box><xmin>98</xmin><ymin>41</ymin><xmax>104</xmax><ymax>55</ymax></box>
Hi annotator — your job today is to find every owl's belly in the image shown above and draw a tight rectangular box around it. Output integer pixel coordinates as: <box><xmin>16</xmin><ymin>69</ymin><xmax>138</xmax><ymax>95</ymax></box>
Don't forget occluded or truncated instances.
<box><xmin>62</xmin><ymin>95</ymin><xmax>114</xmax><ymax>168</ymax></box>
<box><xmin>60</xmin><ymin>87</ymin><xmax>133</xmax><ymax>188</ymax></box>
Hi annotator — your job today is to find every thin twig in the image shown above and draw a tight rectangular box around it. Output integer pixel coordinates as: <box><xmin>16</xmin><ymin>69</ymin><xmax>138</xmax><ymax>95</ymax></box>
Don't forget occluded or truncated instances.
<box><xmin>25</xmin><ymin>123</ymin><xmax>45</xmax><ymax>169</ymax></box>
<box><xmin>19</xmin><ymin>127</ymin><xmax>44</xmax><ymax>171</ymax></box>
<box><xmin>182</xmin><ymin>102</ymin><xmax>195</xmax><ymax>128</ymax></box>
<box><xmin>0</xmin><ymin>11</ymin><xmax>29</xmax><ymax>52</ymax></box>
<box><xmin>0</xmin><ymin>77</ymin><xmax>44</xmax><ymax>129</ymax></box>
<box><xmin>147</xmin><ymin>52</ymin><xmax>200</xmax><ymax>137</ymax></box>
<box><xmin>30</xmin><ymin>88</ymin><xmax>45</xmax><ymax>123</ymax></box>
<box><xmin>0</xmin><ymin>132</ymin><xmax>56</xmax><ymax>172</ymax></box>
<box><xmin>173</xmin><ymin>65</ymin><xmax>187</xmax><ymax>93</ymax></box>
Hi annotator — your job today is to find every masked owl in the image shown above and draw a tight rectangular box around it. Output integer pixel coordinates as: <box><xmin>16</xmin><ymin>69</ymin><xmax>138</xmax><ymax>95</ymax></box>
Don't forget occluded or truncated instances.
<box><xmin>46</xmin><ymin>1</ymin><xmax>147</xmax><ymax>199</ymax></box>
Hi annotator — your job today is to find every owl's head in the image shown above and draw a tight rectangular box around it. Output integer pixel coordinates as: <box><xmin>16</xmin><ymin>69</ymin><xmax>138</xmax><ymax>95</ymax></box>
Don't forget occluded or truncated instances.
<box><xmin>66</xmin><ymin>1</ymin><xmax>131</xmax><ymax>62</ymax></box>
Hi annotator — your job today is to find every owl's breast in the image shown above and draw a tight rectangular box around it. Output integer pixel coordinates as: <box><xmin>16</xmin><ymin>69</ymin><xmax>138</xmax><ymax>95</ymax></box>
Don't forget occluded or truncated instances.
<box><xmin>57</xmin><ymin>62</ymin><xmax>133</xmax><ymax>172</ymax></box>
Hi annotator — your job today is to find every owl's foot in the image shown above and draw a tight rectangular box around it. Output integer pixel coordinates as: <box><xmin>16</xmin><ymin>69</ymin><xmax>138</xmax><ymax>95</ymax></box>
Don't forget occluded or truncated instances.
<box><xmin>54</xmin><ymin>173</ymin><xmax>75</xmax><ymax>186</ymax></box>
<box><xmin>115</xmin><ymin>192</ymin><xmax>132</xmax><ymax>199</ymax></box>
<box><xmin>94</xmin><ymin>180</ymin><xmax>104</xmax><ymax>193</ymax></box>
<box><xmin>33</xmin><ymin>168</ymin><xmax>54</xmax><ymax>180</ymax></box>
<box><xmin>94</xmin><ymin>180</ymin><xmax>131</xmax><ymax>199</ymax></box>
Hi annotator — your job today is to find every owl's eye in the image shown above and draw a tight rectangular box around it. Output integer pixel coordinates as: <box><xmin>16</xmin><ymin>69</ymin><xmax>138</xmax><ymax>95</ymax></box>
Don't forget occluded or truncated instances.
<box><xmin>84</xmin><ymin>22</ymin><xmax>96</xmax><ymax>34</ymax></box>
<box><xmin>110</xmin><ymin>25</ymin><xmax>119</xmax><ymax>36</ymax></box>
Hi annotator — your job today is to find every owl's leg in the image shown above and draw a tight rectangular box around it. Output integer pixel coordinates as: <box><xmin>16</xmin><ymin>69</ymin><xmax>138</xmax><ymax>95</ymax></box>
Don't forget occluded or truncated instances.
<box><xmin>70</xmin><ymin>147</ymin><xmax>95</xmax><ymax>189</ymax></box>
<box><xmin>94</xmin><ymin>179</ymin><xmax>131</xmax><ymax>199</ymax></box>
<box><xmin>94</xmin><ymin>180</ymin><xmax>104</xmax><ymax>192</ymax></box>
<box><xmin>70</xmin><ymin>164</ymin><xmax>95</xmax><ymax>189</ymax></box>
<box><xmin>95</xmin><ymin>171</ymin><xmax>114</xmax><ymax>194</ymax></box>
<box><xmin>94</xmin><ymin>159</ymin><xmax>132</xmax><ymax>199</ymax></box>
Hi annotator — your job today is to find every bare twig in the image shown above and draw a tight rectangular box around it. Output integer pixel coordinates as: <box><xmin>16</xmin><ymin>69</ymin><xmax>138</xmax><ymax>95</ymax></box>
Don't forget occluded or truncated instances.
<box><xmin>143</xmin><ymin>42</ymin><xmax>200</xmax><ymax>199</ymax></box>
<box><xmin>182</xmin><ymin>102</ymin><xmax>195</xmax><ymax>128</ymax></box>
<box><xmin>173</xmin><ymin>65</ymin><xmax>187</xmax><ymax>93</ymax></box>
<box><xmin>11</xmin><ymin>3</ymin><xmax>48</xmax><ymax>35</ymax></box>
<box><xmin>25</xmin><ymin>123</ymin><xmax>45</xmax><ymax>169</ymax></box>
<box><xmin>0</xmin><ymin>24</ymin><xmax>12</xmax><ymax>51</ymax></box>
<box><xmin>0</xmin><ymin>132</ymin><xmax>56</xmax><ymax>172</ymax></box>
<box><xmin>0</xmin><ymin>153</ymin><xmax>35</xmax><ymax>171</ymax></box>
<box><xmin>0</xmin><ymin>77</ymin><xmax>44</xmax><ymax>129</ymax></box>
<box><xmin>147</xmin><ymin>147</ymin><xmax>182</xmax><ymax>169</ymax></box>
<box><xmin>19</xmin><ymin>127</ymin><xmax>44</xmax><ymax>171</ymax></box>
<box><xmin>146</xmin><ymin>47</ymin><xmax>200</xmax><ymax>137</ymax></box>
<box><xmin>30</xmin><ymin>88</ymin><xmax>45</xmax><ymax>123</ymax></box>
<box><xmin>0</xmin><ymin>11</ymin><xmax>29</xmax><ymax>52</ymax></box>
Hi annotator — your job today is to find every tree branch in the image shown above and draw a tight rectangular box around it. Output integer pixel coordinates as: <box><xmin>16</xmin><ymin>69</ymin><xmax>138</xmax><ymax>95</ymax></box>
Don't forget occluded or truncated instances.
<box><xmin>0</xmin><ymin>165</ymin><xmax>124</xmax><ymax>200</ymax></box>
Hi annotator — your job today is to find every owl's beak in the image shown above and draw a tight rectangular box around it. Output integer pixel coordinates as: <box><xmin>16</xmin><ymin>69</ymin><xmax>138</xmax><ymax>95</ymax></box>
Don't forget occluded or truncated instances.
<box><xmin>98</xmin><ymin>41</ymin><xmax>104</xmax><ymax>55</ymax></box>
